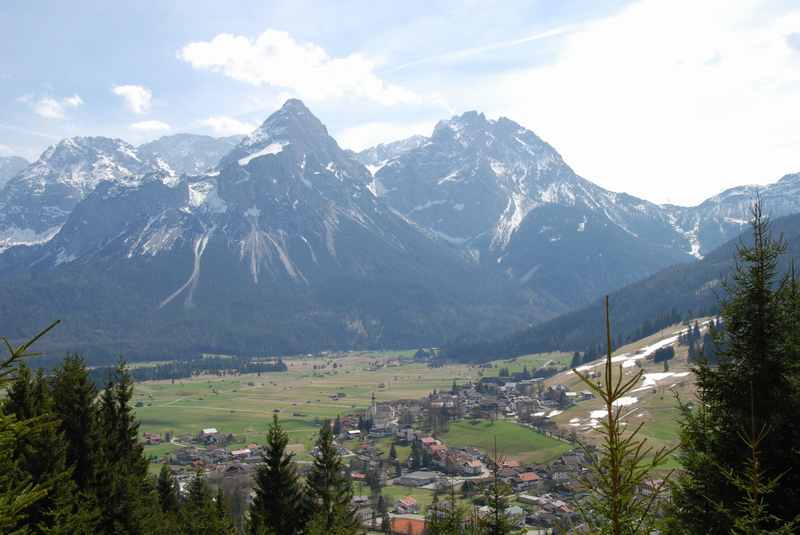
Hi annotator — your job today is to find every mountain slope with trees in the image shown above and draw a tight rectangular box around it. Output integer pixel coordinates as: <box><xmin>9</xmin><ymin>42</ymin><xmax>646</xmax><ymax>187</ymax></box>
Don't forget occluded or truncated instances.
<box><xmin>443</xmin><ymin>211</ymin><xmax>800</xmax><ymax>362</ymax></box>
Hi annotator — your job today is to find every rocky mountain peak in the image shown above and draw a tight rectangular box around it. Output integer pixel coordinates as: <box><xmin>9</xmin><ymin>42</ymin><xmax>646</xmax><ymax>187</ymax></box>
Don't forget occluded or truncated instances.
<box><xmin>220</xmin><ymin>100</ymin><xmax>368</xmax><ymax>195</ymax></box>
<box><xmin>0</xmin><ymin>156</ymin><xmax>29</xmax><ymax>189</ymax></box>
<box><xmin>240</xmin><ymin>99</ymin><xmax>327</xmax><ymax>149</ymax></box>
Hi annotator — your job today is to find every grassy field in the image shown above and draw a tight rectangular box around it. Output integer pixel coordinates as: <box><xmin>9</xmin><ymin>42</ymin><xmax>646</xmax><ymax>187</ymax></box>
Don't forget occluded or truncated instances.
<box><xmin>133</xmin><ymin>352</ymin><xmax>480</xmax><ymax>458</ymax></box>
<box><xmin>380</xmin><ymin>485</ymin><xmax>438</xmax><ymax>510</ymax></box>
<box><xmin>438</xmin><ymin>420</ymin><xmax>570</xmax><ymax>465</ymax></box>
<box><xmin>133</xmin><ymin>330</ymin><xmax>695</xmax><ymax>468</ymax></box>
<box><xmin>543</xmin><ymin>321</ymin><xmax>706</xmax><ymax>467</ymax></box>
<box><xmin>481</xmin><ymin>352</ymin><xmax>572</xmax><ymax>377</ymax></box>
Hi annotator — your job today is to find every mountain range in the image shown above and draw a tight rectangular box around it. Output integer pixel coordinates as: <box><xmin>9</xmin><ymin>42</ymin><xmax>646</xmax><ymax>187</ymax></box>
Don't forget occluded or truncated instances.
<box><xmin>0</xmin><ymin>99</ymin><xmax>797</xmax><ymax>360</ymax></box>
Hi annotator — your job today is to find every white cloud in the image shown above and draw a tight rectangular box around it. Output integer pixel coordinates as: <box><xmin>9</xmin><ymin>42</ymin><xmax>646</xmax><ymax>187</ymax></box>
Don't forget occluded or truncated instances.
<box><xmin>337</xmin><ymin>120</ymin><xmax>435</xmax><ymax>151</ymax></box>
<box><xmin>24</xmin><ymin>94</ymin><xmax>84</xmax><ymax>120</ymax></box>
<box><xmin>198</xmin><ymin>115</ymin><xmax>257</xmax><ymax>136</ymax></box>
<box><xmin>112</xmin><ymin>84</ymin><xmax>152</xmax><ymax>114</ymax></box>
<box><xmin>62</xmin><ymin>94</ymin><xmax>83</xmax><ymax>108</ymax></box>
<box><xmin>130</xmin><ymin>120</ymin><xmax>171</xmax><ymax>132</ymax></box>
<box><xmin>33</xmin><ymin>98</ymin><xmax>65</xmax><ymax>119</ymax></box>
<box><xmin>0</xmin><ymin>144</ymin><xmax>12</xmax><ymax>156</ymax></box>
<box><xmin>482</xmin><ymin>0</ymin><xmax>800</xmax><ymax>205</ymax></box>
<box><xmin>178</xmin><ymin>29</ymin><xmax>416</xmax><ymax>105</ymax></box>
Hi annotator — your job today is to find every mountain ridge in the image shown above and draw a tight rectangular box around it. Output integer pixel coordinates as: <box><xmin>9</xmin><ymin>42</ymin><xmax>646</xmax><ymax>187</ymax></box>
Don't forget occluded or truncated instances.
<box><xmin>1</xmin><ymin>100</ymin><xmax>798</xmax><ymax>359</ymax></box>
<box><xmin>0</xmin><ymin>100</ymin><xmax>539</xmax><ymax>361</ymax></box>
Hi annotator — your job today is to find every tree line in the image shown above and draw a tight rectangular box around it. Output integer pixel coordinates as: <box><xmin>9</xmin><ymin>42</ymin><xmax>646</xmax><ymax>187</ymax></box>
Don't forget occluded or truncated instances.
<box><xmin>86</xmin><ymin>356</ymin><xmax>287</xmax><ymax>387</ymax></box>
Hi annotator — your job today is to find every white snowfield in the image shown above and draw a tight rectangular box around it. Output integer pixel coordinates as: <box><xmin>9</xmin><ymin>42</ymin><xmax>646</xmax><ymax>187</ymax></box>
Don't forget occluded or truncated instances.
<box><xmin>238</xmin><ymin>142</ymin><xmax>288</xmax><ymax>166</ymax></box>
<box><xmin>570</xmin><ymin>322</ymin><xmax>713</xmax><ymax>426</ymax></box>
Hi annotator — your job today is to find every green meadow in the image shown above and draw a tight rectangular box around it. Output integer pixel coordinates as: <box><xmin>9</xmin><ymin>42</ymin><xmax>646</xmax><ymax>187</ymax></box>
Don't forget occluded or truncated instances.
<box><xmin>438</xmin><ymin>420</ymin><xmax>571</xmax><ymax>465</ymax></box>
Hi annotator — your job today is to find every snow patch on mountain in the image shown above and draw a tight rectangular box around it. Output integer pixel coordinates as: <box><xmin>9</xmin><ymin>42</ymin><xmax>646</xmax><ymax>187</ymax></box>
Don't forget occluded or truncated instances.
<box><xmin>188</xmin><ymin>179</ymin><xmax>227</xmax><ymax>214</ymax></box>
<box><xmin>238</xmin><ymin>142</ymin><xmax>288</xmax><ymax>166</ymax></box>
<box><xmin>0</xmin><ymin>225</ymin><xmax>62</xmax><ymax>253</ymax></box>
<box><xmin>159</xmin><ymin>226</ymin><xmax>214</xmax><ymax>309</ymax></box>
<box><xmin>127</xmin><ymin>216</ymin><xmax>185</xmax><ymax>257</ymax></box>
<box><xmin>366</xmin><ymin>161</ymin><xmax>388</xmax><ymax>177</ymax></box>
<box><xmin>493</xmin><ymin>192</ymin><xmax>538</xmax><ymax>248</ymax></box>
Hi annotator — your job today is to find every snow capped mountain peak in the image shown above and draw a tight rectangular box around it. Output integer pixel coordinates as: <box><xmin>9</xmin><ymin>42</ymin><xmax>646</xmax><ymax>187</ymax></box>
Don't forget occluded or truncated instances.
<box><xmin>241</xmin><ymin>99</ymin><xmax>327</xmax><ymax>149</ymax></box>
<box><xmin>432</xmin><ymin>111</ymin><xmax>490</xmax><ymax>147</ymax></box>
<box><xmin>24</xmin><ymin>136</ymin><xmax>146</xmax><ymax>193</ymax></box>
<box><xmin>0</xmin><ymin>136</ymin><xmax>164</xmax><ymax>250</ymax></box>
<box><xmin>221</xmin><ymin>100</ymin><xmax>370</xmax><ymax>195</ymax></box>
<box><xmin>364</xmin><ymin>110</ymin><xmax>580</xmax><ymax>249</ymax></box>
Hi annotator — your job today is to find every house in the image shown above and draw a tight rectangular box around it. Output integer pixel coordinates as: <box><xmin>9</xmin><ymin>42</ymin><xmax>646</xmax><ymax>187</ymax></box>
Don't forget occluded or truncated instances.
<box><xmin>369</xmin><ymin>422</ymin><xmax>397</xmax><ymax>437</ymax></box>
<box><xmin>517</xmin><ymin>471</ymin><xmax>541</xmax><ymax>483</ymax></box>
<box><xmin>198</xmin><ymin>428</ymin><xmax>220</xmax><ymax>444</ymax></box>
<box><xmin>346</xmin><ymin>429</ymin><xmax>362</xmax><ymax>440</ymax></box>
<box><xmin>351</xmin><ymin>495</ymin><xmax>370</xmax><ymax>507</ymax></box>
<box><xmin>462</xmin><ymin>459</ymin><xmax>483</xmax><ymax>476</ymax></box>
<box><xmin>395</xmin><ymin>471</ymin><xmax>438</xmax><ymax>487</ymax></box>
<box><xmin>397</xmin><ymin>425</ymin><xmax>415</xmax><ymax>443</ymax></box>
<box><xmin>394</xmin><ymin>496</ymin><xmax>419</xmax><ymax>514</ymax></box>
<box><xmin>390</xmin><ymin>516</ymin><xmax>426</xmax><ymax>535</ymax></box>
<box><xmin>419</xmin><ymin>437</ymin><xmax>439</xmax><ymax>450</ymax></box>
<box><xmin>230</xmin><ymin>448</ymin><xmax>251</xmax><ymax>458</ymax></box>
<box><xmin>143</xmin><ymin>432</ymin><xmax>161</xmax><ymax>445</ymax></box>
<box><xmin>515</xmin><ymin>471</ymin><xmax>543</xmax><ymax>492</ymax></box>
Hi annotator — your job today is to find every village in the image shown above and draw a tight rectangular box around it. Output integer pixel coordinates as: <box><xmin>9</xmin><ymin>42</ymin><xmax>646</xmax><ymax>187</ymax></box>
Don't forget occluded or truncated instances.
<box><xmin>139</xmin><ymin>338</ymin><xmax>683</xmax><ymax>534</ymax></box>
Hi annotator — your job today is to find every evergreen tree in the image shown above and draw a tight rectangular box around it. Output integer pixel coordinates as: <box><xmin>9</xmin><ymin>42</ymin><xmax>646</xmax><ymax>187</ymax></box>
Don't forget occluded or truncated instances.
<box><xmin>672</xmin><ymin>204</ymin><xmax>800</xmax><ymax>533</ymax></box>
<box><xmin>573</xmin><ymin>297</ymin><xmax>674</xmax><ymax>535</ymax></box>
<box><xmin>410</xmin><ymin>440</ymin><xmax>422</xmax><ymax>469</ymax></box>
<box><xmin>381</xmin><ymin>510</ymin><xmax>391</xmax><ymax>534</ymax></box>
<box><xmin>50</xmin><ymin>355</ymin><xmax>100</xmax><ymax>493</ymax></box>
<box><xmin>305</xmin><ymin>422</ymin><xmax>359</xmax><ymax>534</ymax></box>
<box><xmin>215</xmin><ymin>487</ymin><xmax>235</xmax><ymax>534</ymax></box>
<box><xmin>388</xmin><ymin>443</ymin><xmax>397</xmax><ymax>462</ymax></box>
<box><xmin>249</xmin><ymin>415</ymin><xmax>306</xmax><ymax>535</ymax></box>
<box><xmin>0</xmin><ymin>322</ymin><xmax>59</xmax><ymax>533</ymax></box>
<box><xmin>156</xmin><ymin>465</ymin><xmax>180</xmax><ymax>515</ymax></box>
<box><xmin>180</xmin><ymin>471</ymin><xmax>233</xmax><ymax>535</ymax></box>
<box><xmin>428</xmin><ymin>482</ymin><xmax>468</xmax><ymax>535</ymax></box>
<box><xmin>95</xmin><ymin>360</ymin><xmax>155</xmax><ymax>534</ymax></box>
<box><xmin>3</xmin><ymin>364</ymin><xmax>90</xmax><ymax>534</ymax></box>
<box><xmin>482</xmin><ymin>443</ymin><xmax>516</xmax><ymax>535</ymax></box>
<box><xmin>333</xmin><ymin>415</ymin><xmax>342</xmax><ymax>436</ymax></box>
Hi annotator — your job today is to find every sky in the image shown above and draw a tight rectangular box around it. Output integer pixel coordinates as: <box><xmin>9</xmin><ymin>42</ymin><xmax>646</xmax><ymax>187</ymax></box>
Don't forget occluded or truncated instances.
<box><xmin>1</xmin><ymin>0</ymin><xmax>799</xmax><ymax>205</ymax></box>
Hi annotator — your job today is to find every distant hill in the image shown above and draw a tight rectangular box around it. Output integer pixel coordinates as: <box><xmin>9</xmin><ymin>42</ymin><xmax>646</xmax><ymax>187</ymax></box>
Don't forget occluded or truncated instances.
<box><xmin>442</xmin><ymin>212</ymin><xmax>800</xmax><ymax>362</ymax></box>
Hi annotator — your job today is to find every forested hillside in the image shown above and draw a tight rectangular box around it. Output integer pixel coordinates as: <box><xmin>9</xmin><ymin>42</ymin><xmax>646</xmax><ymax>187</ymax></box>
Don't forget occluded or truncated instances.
<box><xmin>443</xmin><ymin>212</ymin><xmax>800</xmax><ymax>362</ymax></box>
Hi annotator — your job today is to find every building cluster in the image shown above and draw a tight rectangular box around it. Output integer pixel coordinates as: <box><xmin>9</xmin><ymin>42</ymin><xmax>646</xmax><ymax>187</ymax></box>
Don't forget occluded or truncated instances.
<box><xmin>142</xmin><ymin>363</ymin><xmax>645</xmax><ymax>533</ymax></box>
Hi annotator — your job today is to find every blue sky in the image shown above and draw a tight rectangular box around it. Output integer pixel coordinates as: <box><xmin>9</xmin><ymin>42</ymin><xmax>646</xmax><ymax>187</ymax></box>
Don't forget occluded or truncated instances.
<box><xmin>1</xmin><ymin>0</ymin><xmax>799</xmax><ymax>205</ymax></box>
